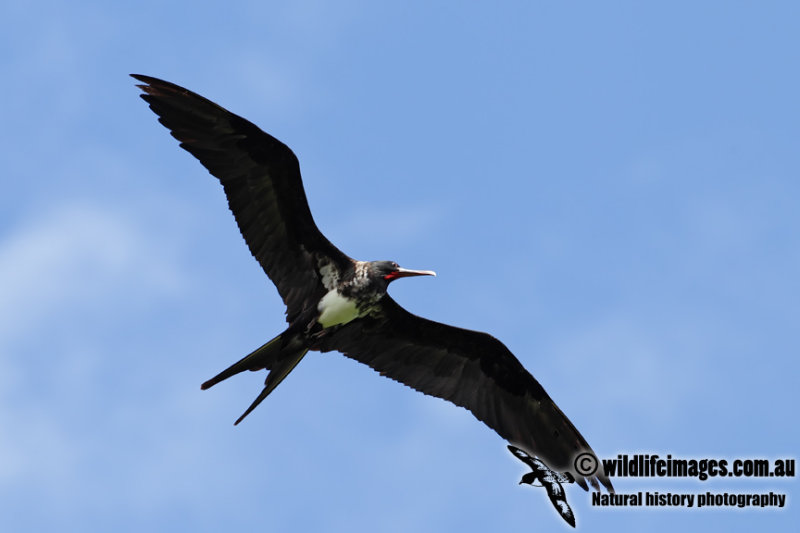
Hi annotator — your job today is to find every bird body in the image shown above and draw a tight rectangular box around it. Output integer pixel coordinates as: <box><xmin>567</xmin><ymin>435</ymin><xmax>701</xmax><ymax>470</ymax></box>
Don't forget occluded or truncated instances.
<box><xmin>132</xmin><ymin>74</ymin><xmax>612</xmax><ymax>493</ymax></box>
<box><xmin>509</xmin><ymin>445</ymin><xmax>577</xmax><ymax>527</ymax></box>
<box><xmin>316</xmin><ymin>260</ymin><xmax>434</xmax><ymax>328</ymax></box>
<box><xmin>317</xmin><ymin>289</ymin><xmax>363</xmax><ymax>328</ymax></box>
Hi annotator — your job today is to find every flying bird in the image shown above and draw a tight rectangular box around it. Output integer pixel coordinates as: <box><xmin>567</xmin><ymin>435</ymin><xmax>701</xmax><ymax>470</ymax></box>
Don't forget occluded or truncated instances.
<box><xmin>509</xmin><ymin>444</ymin><xmax>577</xmax><ymax>527</ymax></box>
<box><xmin>132</xmin><ymin>74</ymin><xmax>612</xmax><ymax>493</ymax></box>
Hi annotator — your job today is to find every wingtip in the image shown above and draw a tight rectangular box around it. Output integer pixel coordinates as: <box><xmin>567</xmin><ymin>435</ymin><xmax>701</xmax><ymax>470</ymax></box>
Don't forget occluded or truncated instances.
<box><xmin>130</xmin><ymin>74</ymin><xmax>187</xmax><ymax>97</ymax></box>
<box><xmin>130</xmin><ymin>73</ymin><xmax>155</xmax><ymax>85</ymax></box>
<box><xmin>600</xmin><ymin>475</ymin><xmax>615</xmax><ymax>494</ymax></box>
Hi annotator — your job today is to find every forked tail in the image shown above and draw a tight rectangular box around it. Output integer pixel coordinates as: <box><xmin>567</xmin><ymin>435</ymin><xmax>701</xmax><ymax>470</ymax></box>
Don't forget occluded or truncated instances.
<box><xmin>201</xmin><ymin>331</ymin><xmax>309</xmax><ymax>425</ymax></box>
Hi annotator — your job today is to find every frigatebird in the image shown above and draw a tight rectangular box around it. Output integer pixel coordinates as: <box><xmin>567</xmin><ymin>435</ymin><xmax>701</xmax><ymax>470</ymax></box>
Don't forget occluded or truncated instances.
<box><xmin>132</xmin><ymin>74</ymin><xmax>612</xmax><ymax>493</ymax></box>
<box><xmin>509</xmin><ymin>445</ymin><xmax>577</xmax><ymax>527</ymax></box>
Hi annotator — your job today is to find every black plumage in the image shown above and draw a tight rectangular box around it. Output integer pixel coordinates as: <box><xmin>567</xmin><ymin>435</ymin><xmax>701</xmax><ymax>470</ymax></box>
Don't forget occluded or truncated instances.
<box><xmin>509</xmin><ymin>445</ymin><xmax>577</xmax><ymax>527</ymax></box>
<box><xmin>132</xmin><ymin>74</ymin><xmax>612</xmax><ymax>493</ymax></box>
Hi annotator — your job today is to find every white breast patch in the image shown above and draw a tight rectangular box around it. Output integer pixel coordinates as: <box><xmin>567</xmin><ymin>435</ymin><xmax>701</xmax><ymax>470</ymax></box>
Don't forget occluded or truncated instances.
<box><xmin>317</xmin><ymin>290</ymin><xmax>360</xmax><ymax>328</ymax></box>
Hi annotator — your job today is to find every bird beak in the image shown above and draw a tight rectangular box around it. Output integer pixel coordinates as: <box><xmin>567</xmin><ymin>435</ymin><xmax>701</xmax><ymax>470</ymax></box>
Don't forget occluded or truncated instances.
<box><xmin>386</xmin><ymin>267</ymin><xmax>436</xmax><ymax>281</ymax></box>
<box><xmin>394</xmin><ymin>267</ymin><xmax>437</xmax><ymax>278</ymax></box>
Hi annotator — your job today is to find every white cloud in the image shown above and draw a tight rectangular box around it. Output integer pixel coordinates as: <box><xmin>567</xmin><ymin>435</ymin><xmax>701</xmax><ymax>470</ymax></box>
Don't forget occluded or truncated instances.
<box><xmin>0</xmin><ymin>204</ymin><xmax>185</xmax><ymax>345</ymax></box>
<box><xmin>0</xmin><ymin>203</ymin><xmax>189</xmax><ymax>492</ymax></box>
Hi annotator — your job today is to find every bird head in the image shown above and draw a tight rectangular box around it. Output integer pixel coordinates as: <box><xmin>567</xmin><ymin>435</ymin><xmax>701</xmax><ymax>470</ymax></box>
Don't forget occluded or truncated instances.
<box><xmin>370</xmin><ymin>261</ymin><xmax>436</xmax><ymax>284</ymax></box>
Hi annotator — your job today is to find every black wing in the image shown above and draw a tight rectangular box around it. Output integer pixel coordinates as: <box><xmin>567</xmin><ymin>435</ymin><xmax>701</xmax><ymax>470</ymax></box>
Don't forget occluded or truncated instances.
<box><xmin>509</xmin><ymin>445</ymin><xmax>577</xmax><ymax>527</ymax></box>
<box><xmin>508</xmin><ymin>445</ymin><xmax>574</xmax><ymax>484</ymax></box>
<box><xmin>317</xmin><ymin>296</ymin><xmax>612</xmax><ymax>492</ymax></box>
<box><xmin>132</xmin><ymin>75</ymin><xmax>351</xmax><ymax>322</ymax></box>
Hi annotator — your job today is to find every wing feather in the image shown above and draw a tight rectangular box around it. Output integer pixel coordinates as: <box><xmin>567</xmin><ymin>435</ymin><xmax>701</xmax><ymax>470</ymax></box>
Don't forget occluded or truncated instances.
<box><xmin>318</xmin><ymin>296</ymin><xmax>612</xmax><ymax>492</ymax></box>
<box><xmin>132</xmin><ymin>74</ymin><xmax>351</xmax><ymax>322</ymax></box>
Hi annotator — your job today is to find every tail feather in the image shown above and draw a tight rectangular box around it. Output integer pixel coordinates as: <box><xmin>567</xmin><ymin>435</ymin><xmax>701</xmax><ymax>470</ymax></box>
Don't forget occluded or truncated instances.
<box><xmin>234</xmin><ymin>348</ymin><xmax>308</xmax><ymax>425</ymax></box>
<box><xmin>201</xmin><ymin>331</ymin><xmax>310</xmax><ymax>425</ymax></box>
<box><xmin>201</xmin><ymin>336</ymin><xmax>283</xmax><ymax>390</ymax></box>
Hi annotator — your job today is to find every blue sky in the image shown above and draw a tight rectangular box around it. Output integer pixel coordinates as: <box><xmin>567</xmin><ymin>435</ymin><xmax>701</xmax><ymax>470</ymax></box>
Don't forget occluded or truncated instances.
<box><xmin>1</xmin><ymin>1</ymin><xmax>797</xmax><ymax>531</ymax></box>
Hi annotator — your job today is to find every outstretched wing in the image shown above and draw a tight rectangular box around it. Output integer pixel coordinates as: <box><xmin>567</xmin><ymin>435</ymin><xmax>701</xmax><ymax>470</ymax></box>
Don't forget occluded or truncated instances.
<box><xmin>509</xmin><ymin>445</ymin><xmax>575</xmax><ymax>484</ymax></box>
<box><xmin>318</xmin><ymin>296</ymin><xmax>612</xmax><ymax>492</ymax></box>
<box><xmin>132</xmin><ymin>75</ymin><xmax>352</xmax><ymax>322</ymax></box>
<box><xmin>509</xmin><ymin>445</ymin><xmax>577</xmax><ymax>527</ymax></box>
